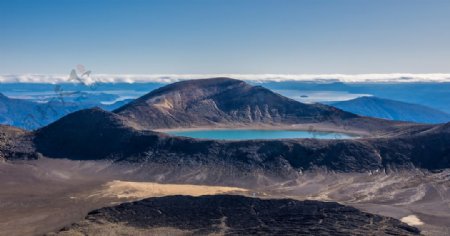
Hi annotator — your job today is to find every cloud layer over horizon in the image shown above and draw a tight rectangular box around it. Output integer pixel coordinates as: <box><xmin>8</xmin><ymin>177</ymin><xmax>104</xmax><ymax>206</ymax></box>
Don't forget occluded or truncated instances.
<box><xmin>1</xmin><ymin>74</ymin><xmax>450</xmax><ymax>84</ymax></box>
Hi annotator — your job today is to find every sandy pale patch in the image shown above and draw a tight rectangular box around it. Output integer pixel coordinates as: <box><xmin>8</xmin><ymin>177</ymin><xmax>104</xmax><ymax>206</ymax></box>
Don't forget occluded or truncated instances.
<box><xmin>99</xmin><ymin>180</ymin><xmax>248</xmax><ymax>199</ymax></box>
<box><xmin>53</xmin><ymin>220</ymin><xmax>193</xmax><ymax>236</ymax></box>
<box><xmin>401</xmin><ymin>215</ymin><xmax>424</xmax><ymax>226</ymax></box>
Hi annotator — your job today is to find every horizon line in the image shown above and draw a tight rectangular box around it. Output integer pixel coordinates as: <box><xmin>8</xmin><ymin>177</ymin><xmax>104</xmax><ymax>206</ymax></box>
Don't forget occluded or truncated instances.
<box><xmin>1</xmin><ymin>73</ymin><xmax>450</xmax><ymax>84</ymax></box>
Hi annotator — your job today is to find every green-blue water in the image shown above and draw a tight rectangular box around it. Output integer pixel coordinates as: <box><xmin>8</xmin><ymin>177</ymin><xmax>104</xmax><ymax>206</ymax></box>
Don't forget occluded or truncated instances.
<box><xmin>166</xmin><ymin>129</ymin><xmax>357</xmax><ymax>140</ymax></box>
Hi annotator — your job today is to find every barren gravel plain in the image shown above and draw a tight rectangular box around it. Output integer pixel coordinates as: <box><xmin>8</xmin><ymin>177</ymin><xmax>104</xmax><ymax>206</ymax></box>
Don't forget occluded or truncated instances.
<box><xmin>1</xmin><ymin>158</ymin><xmax>449</xmax><ymax>236</ymax></box>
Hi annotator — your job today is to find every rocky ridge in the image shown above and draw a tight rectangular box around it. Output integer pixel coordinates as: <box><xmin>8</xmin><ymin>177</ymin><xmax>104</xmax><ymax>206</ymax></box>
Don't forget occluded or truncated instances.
<box><xmin>52</xmin><ymin>195</ymin><xmax>421</xmax><ymax>236</ymax></box>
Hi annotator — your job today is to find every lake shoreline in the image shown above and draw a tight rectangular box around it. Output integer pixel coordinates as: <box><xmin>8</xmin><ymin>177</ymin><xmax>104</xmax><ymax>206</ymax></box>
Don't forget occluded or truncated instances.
<box><xmin>162</xmin><ymin>129</ymin><xmax>360</xmax><ymax>140</ymax></box>
<box><xmin>153</xmin><ymin>123</ymin><xmax>371</xmax><ymax>138</ymax></box>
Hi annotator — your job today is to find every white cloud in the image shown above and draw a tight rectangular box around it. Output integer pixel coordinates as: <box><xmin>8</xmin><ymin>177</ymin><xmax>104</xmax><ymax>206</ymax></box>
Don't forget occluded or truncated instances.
<box><xmin>1</xmin><ymin>73</ymin><xmax>450</xmax><ymax>84</ymax></box>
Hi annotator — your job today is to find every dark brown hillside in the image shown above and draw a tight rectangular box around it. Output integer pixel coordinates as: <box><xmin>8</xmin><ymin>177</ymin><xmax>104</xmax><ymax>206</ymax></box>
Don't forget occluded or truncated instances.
<box><xmin>114</xmin><ymin>78</ymin><xmax>361</xmax><ymax>129</ymax></box>
<box><xmin>21</xmin><ymin>108</ymin><xmax>449</xmax><ymax>174</ymax></box>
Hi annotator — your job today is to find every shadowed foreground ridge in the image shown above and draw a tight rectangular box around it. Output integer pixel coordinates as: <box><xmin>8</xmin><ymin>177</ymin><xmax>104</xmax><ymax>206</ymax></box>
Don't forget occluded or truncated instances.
<box><xmin>0</xmin><ymin>106</ymin><xmax>446</xmax><ymax>183</ymax></box>
<box><xmin>53</xmin><ymin>195</ymin><xmax>420</xmax><ymax>236</ymax></box>
<box><xmin>27</xmin><ymin>107</ymin><xmax>450</xmax><ymax>175</ymax></box>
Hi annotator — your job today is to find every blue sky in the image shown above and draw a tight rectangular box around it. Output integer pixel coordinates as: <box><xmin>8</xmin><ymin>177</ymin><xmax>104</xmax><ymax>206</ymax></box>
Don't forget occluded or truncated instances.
<box><xmin>1</xmin><ymin>0</ymin><xmax>450</xmax><ymax>74</ymax></box>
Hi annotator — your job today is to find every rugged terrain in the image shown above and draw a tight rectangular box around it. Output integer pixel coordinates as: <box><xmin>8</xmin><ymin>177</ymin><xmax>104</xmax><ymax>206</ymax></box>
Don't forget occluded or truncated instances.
<box><xmin>1</xmin><ymin>79</ymin><xmax>448</xmax><ymax>185</ymax></box>
<box><xmin>0</xmin><ymin>124</ymin><xmax>37</xmax><ymax>161</ymax></box>
<box><xmin>51</xmin><ymin>195</ymin><xmax>420</xmax><ymax>236</ymax></box>
<box><xmin>1</xmin><ymin>158</ymin><xmax>448</xmax><ymax>236</ymax></box>
<box><xmin>27</xmin><ymin>108</ymin><xmax>449</xmax><ymax>175</ymax></box>
<box><xmin>1</xmin><ymin>78</ymin><xmax>449</xmax><ymax>235</ymax></box>
<box><xmin>0</xmin><ymin>89</ymin><xmax>448</xmax><ymax>179</ymax></box>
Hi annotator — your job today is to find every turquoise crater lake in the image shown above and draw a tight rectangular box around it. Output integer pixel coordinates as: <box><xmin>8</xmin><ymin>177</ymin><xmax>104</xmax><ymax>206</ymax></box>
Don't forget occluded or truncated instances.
<box><xmin>166</xmin><ymin>129</ymin><xmax>357</xmax><ymax>140</ymax></box>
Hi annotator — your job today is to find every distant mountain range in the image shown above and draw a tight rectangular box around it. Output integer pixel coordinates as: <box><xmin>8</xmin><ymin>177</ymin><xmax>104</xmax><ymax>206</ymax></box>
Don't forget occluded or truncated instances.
<box><xmin>330</xmin><ymin>96</ymin><xmax>450</xmax><ymax>124</ymax></box>
<box><xmin>0</xmin><ymin>93</ymin><xmax>83</xmax><ymax>130</ymax></box>
<box><xmin>0</xmin><ymin>93</ymin><xmax>131</xmax><ymax>130</ymax></box>
<box><xmin>262</xmin><ymin>81</ymin><xmax>450</xmax><ymax>114</ymax></box>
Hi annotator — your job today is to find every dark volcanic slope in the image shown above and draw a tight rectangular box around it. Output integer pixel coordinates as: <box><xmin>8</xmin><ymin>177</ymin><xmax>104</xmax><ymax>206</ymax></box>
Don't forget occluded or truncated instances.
<box><xmin>114</xmin><ymin>78</ymin><xmax>372</xmax><ymax>130</ymax></box>
<box><xmin>0</xmin><ymin>125</ymin><xmax>37</xmax><ymax>161</ymax></box>
<box><xmin>33</xmin><ymin>108</ymin><xmax>153</xmax><ymax>160</ymax></box>
<box><xmin>26</xmin><ymin>108</ymin><xmax>450</xmax><ymax>178</ymax></box>
<box><xmin>53</xmin><ymin>195</ymin><xmax>420</xmax><ymax>236</ymax></box>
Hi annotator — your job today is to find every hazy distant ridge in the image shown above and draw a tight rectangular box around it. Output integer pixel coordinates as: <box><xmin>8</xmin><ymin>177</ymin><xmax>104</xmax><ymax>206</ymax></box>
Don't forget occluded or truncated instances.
<box><xmin>331</xmin><ymin>96</ymin><xmax>450</xmax><ymax>124</ymax></box>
